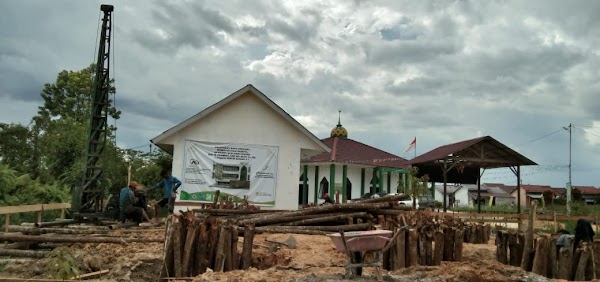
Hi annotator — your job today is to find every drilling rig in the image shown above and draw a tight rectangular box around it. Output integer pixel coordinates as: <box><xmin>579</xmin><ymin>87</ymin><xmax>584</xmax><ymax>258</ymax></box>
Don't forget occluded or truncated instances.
<box><xmin>71</xmin><ymin>4</ymin><xmax>114</xmax><ymax>219</ymax></box>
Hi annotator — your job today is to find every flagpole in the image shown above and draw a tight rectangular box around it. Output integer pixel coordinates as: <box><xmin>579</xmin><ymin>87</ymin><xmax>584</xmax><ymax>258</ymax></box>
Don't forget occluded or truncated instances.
<box><xmin>414</xmin><ymin>137</ymin><xmax>416</xmax><ymax>159</ymax></box>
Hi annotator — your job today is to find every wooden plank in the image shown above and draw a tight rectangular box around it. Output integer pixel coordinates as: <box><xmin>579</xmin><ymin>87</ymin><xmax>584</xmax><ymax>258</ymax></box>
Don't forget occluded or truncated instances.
<box><xmin>0</xmin><ymin>204</ymin><xmax>43</xmax><ymax>214</ymax></box>
<box><xmin>42</xmin><ymin>203</ymin><xmax>71</xmax><ymax>210</ymax></box>
<box><xmin>0</xmin><ymin>203</ymin><xmax>69</xmax><ymax>215</ymax></box>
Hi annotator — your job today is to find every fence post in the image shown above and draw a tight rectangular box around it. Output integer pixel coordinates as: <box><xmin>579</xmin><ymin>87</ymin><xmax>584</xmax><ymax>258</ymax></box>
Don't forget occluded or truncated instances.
<box><xmin>37</xmin><ymin>211</ymin><xmax>42</xmax><ymax>224</ymax></box>
<box><xmin>61</xmin><ymin>208</ymin><xmax>65</xmax><ymax>219</ymax></box>
<box><xmin>4</xmin><ymin>214</ymin><xmax>9</xmax><ymax>233</ymax></box>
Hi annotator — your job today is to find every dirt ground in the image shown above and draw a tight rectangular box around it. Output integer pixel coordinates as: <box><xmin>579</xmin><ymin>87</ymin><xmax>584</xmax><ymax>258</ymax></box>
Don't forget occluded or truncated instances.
<box><xmin>1</xmin><ymin>229</ymin><xmax>560</xmax><ymax>282</ymax></box>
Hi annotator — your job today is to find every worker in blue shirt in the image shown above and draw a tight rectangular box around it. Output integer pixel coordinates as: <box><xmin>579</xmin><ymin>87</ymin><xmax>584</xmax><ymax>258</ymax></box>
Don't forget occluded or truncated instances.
<box><xmin>149</xmin><ymin>170</ymin><xmax>182</xmax><ymax>219</ymax></box>
<box><xmin>119</xmin><ymin>181</ymin><xmax>151</xmax><ymax>223</ymax></box>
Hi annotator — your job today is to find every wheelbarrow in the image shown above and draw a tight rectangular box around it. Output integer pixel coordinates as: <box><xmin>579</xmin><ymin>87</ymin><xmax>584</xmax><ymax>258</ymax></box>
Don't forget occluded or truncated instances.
<box><xmin>327</xmin><ymin>229</ymin><xmax>401</xmax><ymax>281</ymax></box>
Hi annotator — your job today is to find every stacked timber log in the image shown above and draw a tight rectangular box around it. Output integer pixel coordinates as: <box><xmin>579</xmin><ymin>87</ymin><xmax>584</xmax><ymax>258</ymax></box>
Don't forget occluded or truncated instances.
<box><xmin>496</xmin><ymin>231</ymin><xmax>600</xmax><ymax>281</ymax></box>
<box><xmin>495</xmin><ymin>201</ymin><xmax>599</xmax><ymax>280</ymax></box>
<box><xmin>381</xmin><ymin>210</ymin><xmax>469</xmax><ymax>270</ymax></box>
<box><xmin>161</xmin><ymin>194</ymin><xmax>488</xmax><ymax>278</ymax></box>
<box><xmin>463</xmin><ymin>223</ymin><xmax>491</xmax><ymax>244</ymax></box>
<box><xmin>0</xmin><ymin>223</ymin><xmax>163</xmax><ymax>259</ymax></box>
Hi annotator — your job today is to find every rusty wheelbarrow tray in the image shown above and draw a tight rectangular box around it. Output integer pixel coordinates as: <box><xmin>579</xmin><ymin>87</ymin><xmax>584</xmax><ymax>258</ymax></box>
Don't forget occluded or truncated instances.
<box><xmin>327</xmin><ymin>229</ymin><xmax>402</xmax><ymax>281</ymax></box>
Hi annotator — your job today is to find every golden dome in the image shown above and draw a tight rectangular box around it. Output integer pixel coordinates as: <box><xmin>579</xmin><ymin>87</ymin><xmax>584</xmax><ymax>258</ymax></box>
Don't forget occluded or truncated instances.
<box><xmin>330</xmin><ymin>110</ymin><xmax>348</xmax><ymax>138</ymax></box>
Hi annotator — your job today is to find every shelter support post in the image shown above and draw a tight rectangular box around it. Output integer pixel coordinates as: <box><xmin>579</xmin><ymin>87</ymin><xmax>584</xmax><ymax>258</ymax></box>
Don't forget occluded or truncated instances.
<box><xmin>314</xmin><ymin>166</ymin><xmax>319</xmax><ymax>204</ymax></box>
<box><xmin>509</xmin><ymin>166</ymin><xmax>521</xmax><ymax>214</ymax></box>
<box><xmin>477</xmin><ymin>168</ymin><xmax>485</xmax><ymax>213</ymax></box>
<box><xmin>443</xmin><ymin>161</ymin><xmax>448</xmax><ymax>212</ymax></box>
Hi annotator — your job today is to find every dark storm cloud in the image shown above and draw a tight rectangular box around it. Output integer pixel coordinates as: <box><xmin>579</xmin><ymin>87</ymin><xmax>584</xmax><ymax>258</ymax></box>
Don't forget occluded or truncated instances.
<box><xmin>0</xmin><ymin>69</ymin><xmax>43</xmax><ymax>102</ymax></box>
<box><xmin>2</xmin><ymin>0</ymin><xmax>600</xmax><ymax>187</ymax></box>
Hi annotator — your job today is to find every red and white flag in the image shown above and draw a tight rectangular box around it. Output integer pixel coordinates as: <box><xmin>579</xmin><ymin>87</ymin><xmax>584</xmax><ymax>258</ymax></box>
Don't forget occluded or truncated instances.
<box><xmin>404</xmin><ymin>137</ymin><xmax>416</xmax><ymax>152</ymax></box>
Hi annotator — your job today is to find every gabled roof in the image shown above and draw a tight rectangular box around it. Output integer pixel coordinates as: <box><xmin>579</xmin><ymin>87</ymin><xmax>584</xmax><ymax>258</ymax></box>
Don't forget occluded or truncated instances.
<box><xmin>520</xmin><ymin>184</ymin><xmax>553</xmax><ymax>193</ymax></box>
<box><xmin>407</xmin><ymin>136</ymin><xmax>537</xmax><ymax>184</ymax></box>
<box><xmin>573</xmin><ymin>186</ymin><xmax>600</xmax><ymax>195</ymax></box>
<box><xmin>151</xmin><ymin>84</ymin><xmax>330</xmax><ymax>154</ymax></box>
<box><xmin>434</xmin><ymin>185</ymin><xmax>462</xmax><ymax>194</ymax></box>
<box><xmin>484</xmin><ymin>183</ymin><xmax>517</xmax><ymax>194</ymax></box>
<box><xmin>408</xmin><ymin>136</ymin><xmax>537</xmax><ymax>168</ymax></box>
<box><xmin>463</xmin><ymin>184</ymin><xmax>515</xmax><ymax>199</ymax></box>
<box><xmin>302</xmin><ymin>136</ymin><xmax>407</xmax><ymax>168</ymax></box>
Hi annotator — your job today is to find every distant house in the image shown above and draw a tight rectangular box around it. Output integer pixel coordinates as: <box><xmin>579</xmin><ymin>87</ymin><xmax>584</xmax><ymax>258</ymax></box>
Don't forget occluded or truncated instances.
<box><xmin>435</xmin><ymin>183</ymin><xmax>515</xmax><ymax>208</ymax></box>
<box><xmin>573</xmin><ymin>186</ymin><xmax>600</xmax><ymax>204</ymax></box>
<box><xmin>434</xmin><ymin>184</ymin><xmax>461</xmax><ymax>207</ymax></box>
<box><xmin>511</xmin><ymin>184</ymin><xmax>567</xmax><ymax>207</ymax></box>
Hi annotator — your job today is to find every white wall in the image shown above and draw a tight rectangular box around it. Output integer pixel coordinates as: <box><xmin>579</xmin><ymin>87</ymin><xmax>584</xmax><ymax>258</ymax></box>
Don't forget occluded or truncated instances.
<box><xmin>304</xmin><ymin>164</ymin><xmax>403</xmax><ymax>205</ymax></box>
<box><xmin>162</xmin><ymin>92</ymin><xmax>325</xmax><ymax>211</ymax></box>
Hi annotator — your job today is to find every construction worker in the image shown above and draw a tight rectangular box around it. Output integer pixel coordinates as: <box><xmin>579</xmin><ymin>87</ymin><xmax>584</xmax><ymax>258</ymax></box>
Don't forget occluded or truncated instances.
<box><xmin>149</xmin><ymin>170</ymin><xmax>182</xmax><ymax>219</ymax></box>
<box><xmin>323</xmin><ymin>193</ymin><xmax>334</xmax><ymax>204</ymax></box>
<box><xmin>119</xmin><ymin>181</ymin><xmax>151</xmax><ymax>223</ymax></box>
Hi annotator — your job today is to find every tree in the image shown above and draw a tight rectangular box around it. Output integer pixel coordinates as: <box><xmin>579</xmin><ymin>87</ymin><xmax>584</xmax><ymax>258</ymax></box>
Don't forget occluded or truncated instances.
<box><xmin>542</xmin><ymin>190</ymin><xmax>554</xmax><ymax>208</ymax></box>
<box><xmin>30</xmin><ymin>64</ymin><xmax>121</xmax><ymax>185</ymax></box>
<box><xmin>0</xmin><ymin>123</ymin><xmax>33</xmax><ymax>173</ymax></box>
<box><xmin>397</xmin><ymin>166</ymin><xmax>430</xmax><ymax>208</ymax></box>
<box><xmin>0</xmin><ymin>163</ymin><xmax>18</xmax><ymax>204</ymax></box>
<box><xmin>34</xmin><ymin>64</ymin><xmax>120</xmax><ymax>128</ymax></box>
<box><xmin>572</xmin><ymin>188</ymin><xmax>583</xmax><ymax>202</ymax></box>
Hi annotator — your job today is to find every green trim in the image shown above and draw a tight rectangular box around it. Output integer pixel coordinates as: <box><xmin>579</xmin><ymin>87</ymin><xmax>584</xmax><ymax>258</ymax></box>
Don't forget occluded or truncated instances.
<box><xmin>342</xmin><ymin>165</ymin><xmax>348</xmax><ymax>200</ymax></box>
<box><xmin>360</xmin><ymin>168</ymin><xmax>365</xmax><ymax>196</ymax></box>
<box><xmin>180</xmin><ymin>191</ymin><xmax>275</xmax><ymax>206</ymax></box>
<box><xmin>314</xmin><ymin>166</ymin><xmax>319</xmax><ymax>203</ymax></box>
<box><xmin>302</xmin><ymin>165</ymin><xmax>308</xmax><ymax>205</ymax></box>
<box><xmin>377</xmin><ymin>167</ymin><xmax>410</xmax><ymax>174</ymax></box>
<box><xmin>371</xmin><ymin>168</ymin><xmax>377</xmax><ymax>193</ymax></box>
<box><xmin>329</xmin><ymin>164</ymin><xmax>336</xmax><ymax>197</ymax></box>
<box><xmin>378</xmin><ymin>167</ymin><xmax>383</xmax><ymax>193</ymax></box>
<box><xmin>386</xmin><ymin>173</ymin><xmax>391</xmax><ymax>193</ymax></box>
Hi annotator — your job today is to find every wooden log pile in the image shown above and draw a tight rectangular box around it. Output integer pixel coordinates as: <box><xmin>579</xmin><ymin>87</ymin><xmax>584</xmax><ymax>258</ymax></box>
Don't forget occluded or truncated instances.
<box><xmin>0</xmin><ymin>222</ymin><xmax>163</xmax><ymax>259</ymax></box>
<box><xmin>495</xmin><ymin>204</ymin><xmax>599</xmax><ymax>280</ymax></box>
<box><xmin>381</xmin><ymin>211</ymin><xmax>470</xmax><ymax>271</ymax></box>
<box><xmin>161</xmin><ymin>194</ymin><xmax>482</xmax><ymax>278</ymax></box>
<box><xmin>496</xmin><ymin>231</ymin><xmax>600</xmax><ymax>281</ymax></box>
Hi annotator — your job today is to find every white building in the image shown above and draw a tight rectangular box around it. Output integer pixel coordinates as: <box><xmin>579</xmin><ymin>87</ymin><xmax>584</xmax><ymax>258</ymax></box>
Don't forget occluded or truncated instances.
<box><xmin>300</xmin><ymin>118</ymin><xmax>410</xmax><ymax>206</ymax></box>
<box><xmin>151</xmin><ymin>84</ymin><xmax>411</xmax><ymax>211</ymax></box>
<box><xmin>151</xmin><ymin>85</ymin><xmax>330</xmax><ymax>211</ymax></box>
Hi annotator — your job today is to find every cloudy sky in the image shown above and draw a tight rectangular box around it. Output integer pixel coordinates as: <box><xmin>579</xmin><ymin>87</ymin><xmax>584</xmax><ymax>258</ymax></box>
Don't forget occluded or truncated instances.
<box><xmin>1</xmin><ymin>0</ymin><xmax>599</xmax><ymax>188</ymax></box>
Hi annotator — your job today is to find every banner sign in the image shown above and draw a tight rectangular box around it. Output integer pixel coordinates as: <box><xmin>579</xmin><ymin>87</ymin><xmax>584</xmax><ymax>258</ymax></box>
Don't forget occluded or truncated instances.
<box><xmin>180</xmin><ymin>140</ymin><xmax>278</xmax><ymax>206</ymax></box>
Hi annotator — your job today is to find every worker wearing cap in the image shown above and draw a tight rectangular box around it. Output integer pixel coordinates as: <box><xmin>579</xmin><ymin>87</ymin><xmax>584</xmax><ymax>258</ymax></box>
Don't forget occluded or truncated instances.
<box><xmin>323</xmin><ymin>193</ymin><xmax>334</xmax><ymax>204</ymax></box>
<box><xmin>119</xmin><ymin>181</ymin><xmax>151</xmax><ymax>223</ymax></box>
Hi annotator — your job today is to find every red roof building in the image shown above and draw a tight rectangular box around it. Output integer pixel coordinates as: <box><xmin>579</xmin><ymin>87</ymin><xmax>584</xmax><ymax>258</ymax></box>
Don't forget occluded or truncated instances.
<box><xmin>300</xmin><ymin>114</ymin><xmax>410</xmax><ymax>205</ymax></box>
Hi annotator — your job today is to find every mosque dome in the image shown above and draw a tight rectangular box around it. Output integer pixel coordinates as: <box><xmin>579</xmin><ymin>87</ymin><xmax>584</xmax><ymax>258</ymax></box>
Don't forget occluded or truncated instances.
<box><xmin>330</xmin><ymin>111</ymin><xmax>348</xmax><ymax>138</ymax></box>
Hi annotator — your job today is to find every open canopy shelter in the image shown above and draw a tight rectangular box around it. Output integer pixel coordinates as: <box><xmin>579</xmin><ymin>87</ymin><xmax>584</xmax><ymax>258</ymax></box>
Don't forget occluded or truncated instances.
<box><xmin>406</xmin><ymin>136</ymin><xmax>537</xmax><ymax>212</ymax></box>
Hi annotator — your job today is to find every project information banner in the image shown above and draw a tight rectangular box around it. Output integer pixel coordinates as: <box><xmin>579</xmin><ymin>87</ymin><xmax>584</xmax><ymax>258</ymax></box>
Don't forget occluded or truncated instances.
<box><xmin>180</xmin><ymin>140</ymin><xmax>279</xmax><ymax>206</ymax></box>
